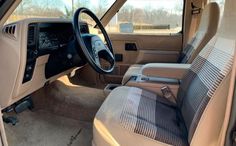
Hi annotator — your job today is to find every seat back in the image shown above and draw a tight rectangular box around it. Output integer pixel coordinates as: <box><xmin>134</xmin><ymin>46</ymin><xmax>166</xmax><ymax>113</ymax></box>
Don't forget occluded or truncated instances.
<box><xmin>178</xmin><ymin>2</ymin><xmax>220</xmax><ymax>63</ymax></box>
<box><xmin>177</xmin><ymin>0</ymin><xmax>236</xmax><ymax>145</ymax></box>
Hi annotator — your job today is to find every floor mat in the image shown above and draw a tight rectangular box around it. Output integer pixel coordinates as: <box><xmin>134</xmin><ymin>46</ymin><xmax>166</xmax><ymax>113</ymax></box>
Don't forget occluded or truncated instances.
<box><xmin>4</xmin><ymin>110</ymin><xmax>93</xmax><ymax>146</ymax></box>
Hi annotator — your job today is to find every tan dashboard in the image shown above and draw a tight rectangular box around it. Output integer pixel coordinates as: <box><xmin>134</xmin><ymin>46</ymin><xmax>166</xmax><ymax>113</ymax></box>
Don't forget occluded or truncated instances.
<box><xmin>0</xmin><ymin>18</ymin><xmax>86</xmax><ymax>109</ymax></box>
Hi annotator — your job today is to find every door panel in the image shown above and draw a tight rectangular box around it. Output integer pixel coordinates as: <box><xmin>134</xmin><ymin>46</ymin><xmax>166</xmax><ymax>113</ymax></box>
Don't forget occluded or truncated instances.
<box><xmin>136</xmin><ymin>50</ymin><xmax>179</xmax><ymax>64</ymax></box>
<box><xmin>100</xmin><ymin>33</ymin><xmax>183</xmax><ymax>84</ymax></box>
<box><xmin>110</xmin><ymin>33</ymin><xmax>182</xmax><ymax>63</ymax></box>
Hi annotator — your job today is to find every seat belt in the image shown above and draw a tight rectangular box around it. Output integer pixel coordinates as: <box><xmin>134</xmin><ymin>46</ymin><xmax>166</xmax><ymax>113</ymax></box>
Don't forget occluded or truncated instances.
<box><xmin>188</xmin><ymin>1</ymin><xmax>204</xmax><ymax>42</ymax></box>
<box><xmin>161</xmin><ymin>86</ymin><xmax>177</xmax><ymax>104</ymax></box>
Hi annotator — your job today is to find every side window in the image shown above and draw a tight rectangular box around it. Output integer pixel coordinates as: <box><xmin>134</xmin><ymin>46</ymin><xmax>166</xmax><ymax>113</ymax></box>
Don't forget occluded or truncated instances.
<box><xmin>6</xmin><ymin>0</ymin><xmax>116</xmax><ymax>24</ymax></box>
<box><xmin>106</xmin><ymin>0</ymin><xmax>184</xmax><ymax>34</ymax></box>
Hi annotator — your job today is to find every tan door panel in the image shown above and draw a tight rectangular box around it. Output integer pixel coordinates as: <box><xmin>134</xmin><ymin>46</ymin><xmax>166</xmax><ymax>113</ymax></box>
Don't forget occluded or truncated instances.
<box><xmin>100</xmin><ymin>33</ymin><xmax>183</xmax><ymax>84</ymax></box>
<box><xmin>109</xmin><ymin>33</ymin><xmax>182</xmax><ymax>63</ymax></box>
<box><xmin>136</xmin><ymin>50</ymin><xmax>179</xmax><ymax>64</ymax></box>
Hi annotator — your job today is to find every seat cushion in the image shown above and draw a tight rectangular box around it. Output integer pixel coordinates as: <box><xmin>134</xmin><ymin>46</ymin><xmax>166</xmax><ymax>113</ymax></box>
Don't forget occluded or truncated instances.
<box><xmin>93</xmin><ymin>87</ymin><xmax>188</xmax><ymax>146</ymax></box>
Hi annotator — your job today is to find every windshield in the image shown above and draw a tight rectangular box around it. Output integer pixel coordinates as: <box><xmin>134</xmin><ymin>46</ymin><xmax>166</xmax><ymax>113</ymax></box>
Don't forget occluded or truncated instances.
<box><xmin>6</xmin><ymin>0</ymin><xmax>115</xmax><ymax>24</ymax></box>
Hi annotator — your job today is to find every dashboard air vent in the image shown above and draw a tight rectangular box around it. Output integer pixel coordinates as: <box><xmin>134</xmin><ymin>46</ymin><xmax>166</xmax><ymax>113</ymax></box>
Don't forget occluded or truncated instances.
<box><xmin>3</xmin><ymin>24</ymin><xmax>17</xmax><ymax>38</ymax></box>
<box><xmin>27</xmin><ymin>24</ymin><xmax>36</xmax><ymax>46</ymax></box>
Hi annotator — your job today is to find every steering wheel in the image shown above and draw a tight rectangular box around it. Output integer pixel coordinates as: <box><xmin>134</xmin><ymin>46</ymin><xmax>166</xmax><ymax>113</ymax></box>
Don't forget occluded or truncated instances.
<box><xmin>73</xmin><ymin>7</ymin><xmax>115</xmax><ymax>74</ymax></box>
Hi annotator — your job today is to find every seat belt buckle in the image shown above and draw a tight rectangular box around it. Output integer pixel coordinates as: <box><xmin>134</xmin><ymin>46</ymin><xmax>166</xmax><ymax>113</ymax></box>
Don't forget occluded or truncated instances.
<box><xmin>161</xmin><ymin>86</ymin><xmax>177</xmax><ymax>104</ymax></box>
<box><xmin>191</xmin><ymin>2</ymin><xmax>201</xmax><ymax>15</ymax></box>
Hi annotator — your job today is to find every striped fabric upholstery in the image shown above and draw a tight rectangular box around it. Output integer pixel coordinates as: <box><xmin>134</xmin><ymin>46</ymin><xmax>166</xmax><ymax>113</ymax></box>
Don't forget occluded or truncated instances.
<box><xmin>120</xmin><ymin>87</ymin><xmax>188</xmax><ymax>146</ymax></box>
<box><xmin>179</xmin><ymin>37</ymin><xmax>235</xmax><ymax>141</ymax></box>
<box><xmin>178</xmin><ymin>32</ymin><xmax>205</xmax><ymax>63</ymax></box>
<box><xmin>119</xmin><ymin>37</ymin><xmax>235</xmax><ymax>145</ymax></box>
<box><xmin>179</xmin><ymin>2</ymin><xmax>220</xmax><ymax>64</ymax></box>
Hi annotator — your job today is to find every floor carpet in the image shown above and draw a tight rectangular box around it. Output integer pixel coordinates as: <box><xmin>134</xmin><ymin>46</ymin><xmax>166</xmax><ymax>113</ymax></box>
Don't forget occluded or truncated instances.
<box><xmin>4</xmin><ymin>76</ymin><xmax>107</xmax><ymax>146</ymax></box>
<box><xmin>5</xmin><ymin>110</ymin><xmax>93</xmax><ymax>146</ymax></box>
<box><xmin>32</xmin><ymin>76</ymin><xmax>106</xmax><ymax>121</ymax></box>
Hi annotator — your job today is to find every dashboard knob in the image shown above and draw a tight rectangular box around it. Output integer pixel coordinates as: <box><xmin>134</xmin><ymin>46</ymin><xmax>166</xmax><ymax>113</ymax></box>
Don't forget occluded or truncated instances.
<box><xmin>33</xmin><ymin>50</ymin><xmax>38</xmax><ymax>55</ymax></box>
<box><xmin>67</xmin><ymin>54</ymin><xmax>73</xmax><ymax>59</ymax></box>
<box><xmin>25</xmin><ymin>74</ymin><xmax>30</xmax><ymax>79</ymax></box>
<box><xmin>26</xmin><ymin>66</ymin><xmax>32</xmax><ymax>72</ymax></box>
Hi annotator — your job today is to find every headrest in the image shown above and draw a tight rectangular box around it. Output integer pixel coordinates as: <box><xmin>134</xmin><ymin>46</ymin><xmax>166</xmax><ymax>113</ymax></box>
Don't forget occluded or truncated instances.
<box><xmin>218</xmin><ymin>0</ymin><xmax>236</xmax><ymax>39</ymax></box>
<box><xmin>198</xmin><ymin>2</ymin><xmax>220</xmax><ymax>33</ymax></box>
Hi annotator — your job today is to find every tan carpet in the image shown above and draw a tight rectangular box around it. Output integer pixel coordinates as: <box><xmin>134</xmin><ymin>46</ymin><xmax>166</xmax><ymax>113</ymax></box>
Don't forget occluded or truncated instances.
<box><xmin>4</xmin><ymin>76</ymin><xmax>106</xmax><ymax>146</ymax></box>
<box><xmin>5</xmin><ymin>110</ymin><xmax>92</xmax><ymax>146</ymax></box>
<box><xmin>32</xmin><ymin>76</ymin><xmax>106</xmax><ymax>121</ymax></box>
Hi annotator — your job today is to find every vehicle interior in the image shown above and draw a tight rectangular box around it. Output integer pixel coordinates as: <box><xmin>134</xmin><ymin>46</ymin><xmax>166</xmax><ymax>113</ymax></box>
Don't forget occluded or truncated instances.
<box><xmin>0</xmin><ymin>0</ymin><xmax>235</xmax><ymax>146</ymax></box>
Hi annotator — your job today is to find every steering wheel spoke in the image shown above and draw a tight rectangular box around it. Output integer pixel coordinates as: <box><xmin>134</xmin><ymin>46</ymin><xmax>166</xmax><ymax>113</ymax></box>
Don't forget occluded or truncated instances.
<box><xmin>94</xmin><ymin>55</ymin><xmax>101</xmax><ymax>67</ymax></box>
<box><xmin>103</xmin><ymin>47</ymin><xmax>115</xmax><ymax>64</ymax></box>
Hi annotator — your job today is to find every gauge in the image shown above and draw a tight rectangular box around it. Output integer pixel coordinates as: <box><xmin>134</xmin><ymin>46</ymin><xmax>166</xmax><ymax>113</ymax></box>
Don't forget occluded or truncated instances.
<box><xmin>38</xmin><ymin>32</ymin><xmax>59</xmax><ymax>50</ymax></box>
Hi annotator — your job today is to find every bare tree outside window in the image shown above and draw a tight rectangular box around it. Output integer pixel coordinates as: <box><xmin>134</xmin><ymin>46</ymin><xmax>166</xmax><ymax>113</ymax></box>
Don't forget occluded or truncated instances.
<box><xmin>106</xmin><ymin>0</ymin><xmax>184</xmax><ymax>34</ymax></box>
<box><xmin>6</xmin><ymin>0</ymin><xmax>115</xmax><ymax>24</ymax></box>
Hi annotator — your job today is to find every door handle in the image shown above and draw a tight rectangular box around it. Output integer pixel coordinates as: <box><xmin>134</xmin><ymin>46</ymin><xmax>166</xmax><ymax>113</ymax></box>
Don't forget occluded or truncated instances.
<box><xmin>125</xmin><ymin>43</ymin><xmax>137</xmax><ymax>51</ymax></box>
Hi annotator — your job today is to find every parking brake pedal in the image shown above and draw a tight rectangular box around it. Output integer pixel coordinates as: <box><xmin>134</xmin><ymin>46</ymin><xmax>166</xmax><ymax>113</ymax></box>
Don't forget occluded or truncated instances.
<box><xmin>3</xmin><ymin>116</ymin><xmax>18</xmax><ymax>126</ymax></box>
<box><xmin>2</xmin><ymin>97</ymin><xmax>34</xmax><ymax>125</ymax></box>
<box><xmin>14</xmin><ymin>97</ymin><xmax>34</xmax><ymax>113</ymax></box>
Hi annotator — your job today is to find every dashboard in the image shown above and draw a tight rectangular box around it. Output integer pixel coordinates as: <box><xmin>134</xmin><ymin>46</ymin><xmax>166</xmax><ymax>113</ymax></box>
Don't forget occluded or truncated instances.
<box><xmin>24</xmin><ymin>22</ymin><xmax>88</xmax><ymax>83</ymax></box>
<box><xmin>38</xmin><ymin>23</ymin><xmax>88</xmax><ymax>52</ymax></box>
<box><xmin>0</xmin><ymin>18</ymin><xmax>90</xmax><ymax>108</ymax></box>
